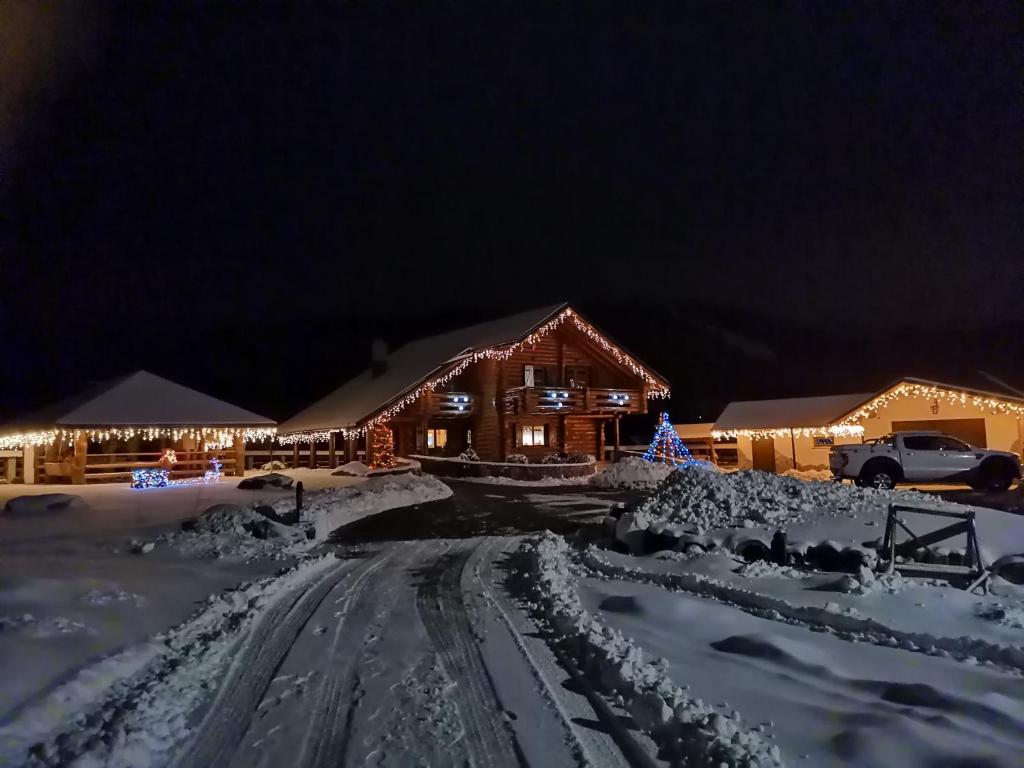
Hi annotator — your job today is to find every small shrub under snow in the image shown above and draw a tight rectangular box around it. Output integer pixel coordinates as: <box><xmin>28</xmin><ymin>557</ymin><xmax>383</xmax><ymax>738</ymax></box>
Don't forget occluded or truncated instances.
<box><xmin>505</xmin><ymin>453</ymin><xmax>529</xmax><ymax>464</ymax></box>
<box><xmin>781</xmin><ymin>468</ymin><xmax>833</xmax><ymax>482</ymax></box>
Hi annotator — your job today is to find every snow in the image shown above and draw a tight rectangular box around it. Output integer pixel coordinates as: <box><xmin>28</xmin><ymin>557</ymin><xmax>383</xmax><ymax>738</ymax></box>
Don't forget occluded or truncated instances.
<box><xmin>592</xmin><ymin>456</ymin><xmax>675</xmax><ymax>489</ymax></box>
<box><xmin>0</xmin><ymin>555</ymin><xmax>340</xmax><ymax>766</ymax></box>
<box><xmin>3</xmin><ymin>492</ymin><xmax>88</xmax><ymax>516</ymax></box>
<box><xmin>159</xmin><ymin>502</ymin><xmax>308</xmax><ymax>560</ymax></box>
<box><xmin>272</xmin><ymin>472</ymin><xmax>453</xmax><ymax>540</ymax></box>
<box><xmin>517</xmin><ymin>533</ymin><xmax>784</xmax><ymax>766</ymax></box>
<box><xmin>781</xmin><ymin>467</ymin><xmax>833</xmax><ymax>482</ymax></box>
<box><xmin>331</xmin><ymin>458</ymin><xmax>420</xmax><ymax>476</ymax></box>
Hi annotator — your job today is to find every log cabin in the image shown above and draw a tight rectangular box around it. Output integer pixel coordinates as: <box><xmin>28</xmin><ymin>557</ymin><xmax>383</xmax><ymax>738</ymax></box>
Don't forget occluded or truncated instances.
<box><xmin>277</xmin><ymin>304</ymin><xmax>670</xmax><ymax>466</ymax></box>
<box><xmin>0</xmin><ymin>371</ymin><xmax>276</xmax><ymax>484</ymax></box>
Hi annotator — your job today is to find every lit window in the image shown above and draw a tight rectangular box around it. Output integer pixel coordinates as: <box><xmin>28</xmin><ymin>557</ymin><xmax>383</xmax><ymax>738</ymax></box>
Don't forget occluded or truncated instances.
<box><xmin>521</xmin><ymin>425</ymin><xmax>545</xmax><ymax>446</ymax></box>
<box><xmin>426</xmin><ymin>428</ymin><xmax>448</xmax><ymax>449</ymax></box>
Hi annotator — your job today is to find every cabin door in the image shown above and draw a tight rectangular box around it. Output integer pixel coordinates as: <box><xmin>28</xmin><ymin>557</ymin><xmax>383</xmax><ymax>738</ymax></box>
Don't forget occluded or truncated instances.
<box><xmin>751</xmin><ymin>438</ymin><xmax>776</xmax><ymax>472</ymax></box>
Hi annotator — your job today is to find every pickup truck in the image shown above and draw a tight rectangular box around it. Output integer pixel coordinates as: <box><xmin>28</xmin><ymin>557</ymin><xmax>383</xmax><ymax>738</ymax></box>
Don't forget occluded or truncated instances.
<box><xmin>829</xmin><ymin>431</ymin><xmax>1021</xmax><ymax>491</ymax></box>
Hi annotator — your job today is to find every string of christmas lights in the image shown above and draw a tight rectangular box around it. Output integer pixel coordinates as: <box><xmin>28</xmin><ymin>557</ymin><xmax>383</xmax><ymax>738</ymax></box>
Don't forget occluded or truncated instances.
<box><xmin>711</xmin><ymin>425</ymin><xmax>865</xmax><ymax>440</ymax></box>
<box><xmin>278</xmin><ymin>307</ymin><xmax>670</xmax><ymax>444</ymax></box>
<box><xmin>0</xmin><ymin>426</ymin><xmax>276</xmax><ymax>451</ymax></box>
<box><xmin>836</xmin><ymin>383</ymin><xmax>1024</xmax><ymax>425</ymax></box>
<box><xmin>643</xmin><ymin>412</ymin><xmax>696</xmax><ymax>465</ymax></box>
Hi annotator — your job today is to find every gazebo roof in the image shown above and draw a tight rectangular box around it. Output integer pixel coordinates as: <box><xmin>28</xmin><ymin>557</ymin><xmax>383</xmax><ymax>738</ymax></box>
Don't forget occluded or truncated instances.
<box><xmin>3</xmin><ymin>370</ymin><xmax>275</xmax><ymax>431</ymax></box>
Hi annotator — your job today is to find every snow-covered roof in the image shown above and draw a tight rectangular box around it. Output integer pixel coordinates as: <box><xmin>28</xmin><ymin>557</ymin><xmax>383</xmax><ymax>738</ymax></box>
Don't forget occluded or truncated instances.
<box><xmin>279</xmin><ymin>303</ymin><xmax>570</xmax><ymax>433</ymax></box>
<box><xmin>714</xmin><ymin>393</ymin><xmax>873</xmax><ymax>431</ymax></box>
<box><xmin>674</xmin><ymin>423</ymin><xmax>715</xmax><ymax>440</ymax></box>
<box><xmin>3</xmin><ymin>371</ymin><xmax>275</xmax><ymax>429</ymax></box>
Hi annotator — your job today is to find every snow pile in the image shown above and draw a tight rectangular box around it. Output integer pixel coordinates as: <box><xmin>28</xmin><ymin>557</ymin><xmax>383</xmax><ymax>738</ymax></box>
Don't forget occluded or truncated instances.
<box><xmin>0</xmin><ymin>614</ymin><xmax>92</xmax><ymax>638</ymax></box>
<box><xmin>260</xmin><ymin>460</ymin><xmax>287</xmax><ymax>471</ymax></box>
<box><xmin>735</xmin><ymin>560</ymin><xmax>812</xmax><ymax>580</ymax></box>
<box><xmin>633</xmin><ymin>467</ymin><xmax>931</xmax><ymax>534</ymax></box>
<box><xmin>81</xmin><ymin>587</ymin><xmax>148</xmax><ymax>608</ymax></box>
<box><xmin>516</xmin><ymin>534</ymin><xmax>784</xmax><ymax>767</ymax></box>
<box><xmin>332</xmin><ymin>458</ymin><xmax>419</xmax><ymax>476</ymax></box>
<box><xmin>0</xmin><ymin>556</ymin><xmax>339</xmax><ymax>767</ymax></box>
<box><xmin>3</xmin><ymin>493</ymin><xmax>87</xmax><ymax>517</ymax></box>
<box><xmin>237</xmin><ymin>472</ymin><xmax>294</xmax><ymax>490</ymax></box>
<box><xmin>592</xmin><ymin>456</ymin><xmax>676</xmax><ymax>490</ymax></box>
<box><xmin>161</xmin><ymin>503</ymin><xmax>307</xmax><ymax>560</ymax></box>
<box><xmin>275</xmin><ymin>473</ymin><xmax>453</xmax><ymax>540</ymax></box>
<box><xmin>781</xmin><ymin>468</ymin><xmax>833</xmax><ymax>482</ymax></box>
<box><xmin>975</xmin><ymin>602</ymin><xmax>1024</xmax><ymax>630</ymax></box>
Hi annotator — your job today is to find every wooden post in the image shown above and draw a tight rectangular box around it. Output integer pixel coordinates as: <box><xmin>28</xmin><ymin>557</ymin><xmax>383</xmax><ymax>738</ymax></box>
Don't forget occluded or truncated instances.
<box><xmin>22</xmin><ymin>444</ymin><xmax>36</xmax><ymax>485</ymax></box>
<box><xmin>71</xmin><ymin>433</ymin><xmax>88</xmax><ymax>485</ymax></box>
<box><xmin>365</xmin><ymin>428</ymin><xmax>375</xmax><ymax>468</ymax></box>
<box><xmin>559</xmin><ymin>414</ymin><xmax>567</xmax><ymax>453</ymax></box>
<box><xmin>232</xmin><ymin>434</ymin><xmax>246</xmax><ymax>477</ymax></box>
<box><xmin>789</xmin><ymin>428</ymin><xmax>797</xmax><ymax>472</ymax></box>
<box><xmin>613</xmin><ymin>415</ymin><xmax>621</xmax><ymax>462</ymax></box>
<box><xmin>346</xmin><ymin>435</ymin><xmax>356</xmax><ymax>464</ymax></box>
<box><xmin>598</xmin><ymin>419</ymin><xmax>606</xmax><ymax>462</ymax></box>
<box><xmin>328</xmin><ymin>432</ymin><xmax>337</xmax><ymax>468</ymax></box>
<box><xmin>308</xmin><ymin>440</ymin><xmax>317</xmax><ymax>469</ymax></box>
<box><xmin>292</xmin><ymin>442</ymin><xmax>300</xmax><ymax>469</ymax></box>
<box><xmin>497</xmin><ymin>359</ymin><xmax>507</xmax><ymax>460</ymax></box>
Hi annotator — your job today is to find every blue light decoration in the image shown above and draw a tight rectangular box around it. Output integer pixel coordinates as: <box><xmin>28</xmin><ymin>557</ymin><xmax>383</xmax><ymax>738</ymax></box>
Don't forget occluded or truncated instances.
<box><xmin>131</xmin><ymin>456</ymin><xmax>223</xmax><ymax>489</ymax></box>
<box><xmin>131</xmin><ymin>468</ymin><xmax>170</xmax><ymax>489</ymax></box>
<box><xmin>642</xmin><ymin>412</ymin><xmax>696</xmax><ymax>465</ymax></box>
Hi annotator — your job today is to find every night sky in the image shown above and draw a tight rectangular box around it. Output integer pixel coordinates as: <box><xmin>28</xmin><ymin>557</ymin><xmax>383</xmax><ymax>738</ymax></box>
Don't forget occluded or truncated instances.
<box><xmin>1</xmin><ymin>2</ymin><xmax>1021</xmax><ymax>430</ymax></box>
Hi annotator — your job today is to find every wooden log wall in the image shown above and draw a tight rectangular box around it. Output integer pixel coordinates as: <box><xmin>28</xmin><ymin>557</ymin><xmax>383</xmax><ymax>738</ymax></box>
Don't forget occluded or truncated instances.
<box><xmin>468</xmin><ymin>357</ymin><xmax>501</xmax><ymax>459</ymax></box>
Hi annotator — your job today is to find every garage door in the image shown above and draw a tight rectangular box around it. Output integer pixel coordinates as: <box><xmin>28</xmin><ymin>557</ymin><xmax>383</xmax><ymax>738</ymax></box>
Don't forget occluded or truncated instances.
<box><xmin>891</xmin><ymin>418</ymin><xmax>987</xmax><ymax>448</ymax></box>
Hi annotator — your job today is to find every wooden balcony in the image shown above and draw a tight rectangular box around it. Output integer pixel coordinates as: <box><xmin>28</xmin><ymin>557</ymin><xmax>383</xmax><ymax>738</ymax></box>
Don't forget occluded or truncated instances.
<box><xmin>424</xmin><ymin>391</ymin><xmax>474</xmax><ymax>417</ymax></box>
<box><xmin>503</xmin><ymin>386</ymin><xmax>643</xmax><ymax>416</ymax></box>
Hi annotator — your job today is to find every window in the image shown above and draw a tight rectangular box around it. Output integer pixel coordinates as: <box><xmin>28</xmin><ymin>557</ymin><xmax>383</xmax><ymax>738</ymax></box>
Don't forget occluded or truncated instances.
<box><xmin>900</xmin><ymin>434</ymin><xmax>969</xmax><ymax>452</ymax></box>
<box><xmin>524</xmin><ymin>365</ymin><xmax>547</xmax><ymax>387</ymax></box>
<box><xmin>426</xmin><ymin>428</ymin><xmax>447</xmax><ymax>449</ymax></box>
<box><xmin>565</xmin><ymin>366</ymin><xmax>590</xmax><ymax>388</ymax></box>
<box><xmin>521</xmin><ymin>425</ymin><xmax>546</xmax><ymax>446</ymax></box>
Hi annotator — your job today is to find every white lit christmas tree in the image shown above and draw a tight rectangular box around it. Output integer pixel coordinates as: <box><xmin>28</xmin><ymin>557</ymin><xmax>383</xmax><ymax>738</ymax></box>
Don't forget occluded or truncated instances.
<box><xmin>643</xmin><ymin>411</ymin><xmax>695</xmax><ymax>465</ymax></box>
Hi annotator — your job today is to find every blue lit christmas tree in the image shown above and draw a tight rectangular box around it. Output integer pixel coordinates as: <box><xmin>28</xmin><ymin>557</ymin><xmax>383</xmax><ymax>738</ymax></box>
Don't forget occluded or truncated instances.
<box><xmin>643</xmin><ymin>412</ymin><xmax>695</xmax><ymax>465</ymax></box>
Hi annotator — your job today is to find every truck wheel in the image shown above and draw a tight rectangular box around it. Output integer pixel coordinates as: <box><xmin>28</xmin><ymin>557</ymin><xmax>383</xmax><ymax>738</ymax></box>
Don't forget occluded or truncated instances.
<box><xmin>861</xmin><ymin>467</ymin><xmax>896</xmax><ymax>490</ymax></box>
<box><xmin>975</xmin><ymin>462</ymin><xmax>1015</xmax><ymax>493</ymax></box>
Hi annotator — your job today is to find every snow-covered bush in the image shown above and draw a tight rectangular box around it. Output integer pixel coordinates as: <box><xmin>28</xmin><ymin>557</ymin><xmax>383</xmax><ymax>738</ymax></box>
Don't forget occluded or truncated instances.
<box><xmin>459</xmin><ymin>447</ymin><xmax>480</xmax><ymax>462</ymax></box>
<box><xmin>260</xmin><ymin>459</ymin><xmax>287</xmax><ymax>471</ymax></box>
<box><xmin>506</xmin><ymin>453</ymin><xmax>529</xmax><ymax>464</ymax></box>
<box><xmin>593</xmin><ymin>456</ymin><xmax>675</xmax><ymax>489</ymax></box>
<box><xmin>540</xmin><ymin>452</ymin><xmax>593</xmax><ymax>465</ymax></box>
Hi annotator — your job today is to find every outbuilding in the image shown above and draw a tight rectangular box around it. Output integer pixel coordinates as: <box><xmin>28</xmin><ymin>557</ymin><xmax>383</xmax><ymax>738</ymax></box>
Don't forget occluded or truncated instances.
<box><xmin>688</xmin><ymin>377</ymin><xmax>1024</xmax><ymax>473</ymax></box>
<box><xmin>0</xmin><ymin>371</ymin><xmax>276</xmax><ymax>484</ymax></box>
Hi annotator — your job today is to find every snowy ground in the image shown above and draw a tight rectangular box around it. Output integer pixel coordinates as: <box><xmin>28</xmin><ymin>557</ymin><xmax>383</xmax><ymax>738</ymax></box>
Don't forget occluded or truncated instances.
<box><xmin>4</xmin><ymin>466</ymin><xmax>1024</xmax><ymax>767</ymax></box>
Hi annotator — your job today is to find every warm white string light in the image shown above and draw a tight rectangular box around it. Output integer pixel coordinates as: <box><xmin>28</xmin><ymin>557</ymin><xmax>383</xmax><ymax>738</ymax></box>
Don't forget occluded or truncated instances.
<box><xmin>0</xmin><ymin>426</ymin><xmax>276</xmax><ymax>451</ymax></box>
<box><xmin>837</xmin><ymin>383</ymin><xmax>1024</xmax><ymax>426</ymax></box>
<box><xmin>712</xmin><ymin>425</ymin><xmax>865</xmax><ymax>440</ymax></box>
<box><xmin>277</xmin><ymin>308</ymin><xmax>671</xmax><ymax>444</ymax></box>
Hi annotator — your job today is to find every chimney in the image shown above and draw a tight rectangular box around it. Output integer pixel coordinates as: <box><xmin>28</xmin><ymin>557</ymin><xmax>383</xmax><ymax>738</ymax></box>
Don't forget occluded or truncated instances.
<box><xmin>371</xmin><ymin>338</ymin><xmax>388</xmax><ymax>378</ymax></box>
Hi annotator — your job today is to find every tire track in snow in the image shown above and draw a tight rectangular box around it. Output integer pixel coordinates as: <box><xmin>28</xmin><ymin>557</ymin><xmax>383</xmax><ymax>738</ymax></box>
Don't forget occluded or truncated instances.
<box><xmin>471</xmin><ymin>537</ymin><xmax>646</xmax><ymax>768</ymax></box>
<box><xmin>416</xmin><ymin>539</ymin><xmax>524</xmax><ymax>768</ymax></box>
<box><xmin>300</xmin><ymin>542</ymin><xmax>420</xmax><ymax>768</ymax></box>
<box><xmin>172</xmin><ymin>555</ymin><xmax>369</xmax><ymax>768</ymax></box>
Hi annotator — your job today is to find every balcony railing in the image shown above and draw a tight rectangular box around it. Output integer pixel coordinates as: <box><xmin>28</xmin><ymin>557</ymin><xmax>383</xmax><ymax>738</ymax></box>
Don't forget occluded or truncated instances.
<box><xmin>503</xmin><ymin>386</ymin><xmax>642</xmax><ymax>416</ymax></box>
<box><xmin>424</xmin><ymin>391</ymin><xmax>474</xmax><ymax>417</ymax></box>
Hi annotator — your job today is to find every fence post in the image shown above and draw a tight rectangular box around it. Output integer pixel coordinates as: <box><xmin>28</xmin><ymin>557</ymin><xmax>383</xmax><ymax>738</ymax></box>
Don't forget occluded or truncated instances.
<box><xmin>296</xmin><ymin>480</ymin><xmax>304</xmax><ymax>518</ymax></box>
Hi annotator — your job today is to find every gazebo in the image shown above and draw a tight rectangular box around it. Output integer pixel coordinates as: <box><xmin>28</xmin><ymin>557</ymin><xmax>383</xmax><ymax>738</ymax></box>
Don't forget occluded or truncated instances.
<box><xmin>0</xmin><ymin>371</ymin><xmax>275</xmax><ymax>484</ymax></box>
